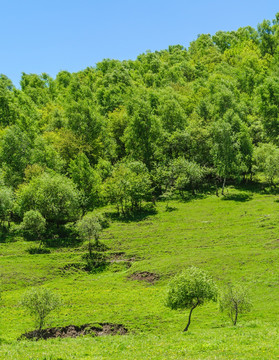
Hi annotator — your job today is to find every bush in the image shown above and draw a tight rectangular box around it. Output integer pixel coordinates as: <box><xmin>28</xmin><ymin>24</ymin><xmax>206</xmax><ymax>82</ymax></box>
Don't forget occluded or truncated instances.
<box><xmin>21</xmin><ymin>210</ymin><xmax>46</xmax><ymax>241</ymax></box>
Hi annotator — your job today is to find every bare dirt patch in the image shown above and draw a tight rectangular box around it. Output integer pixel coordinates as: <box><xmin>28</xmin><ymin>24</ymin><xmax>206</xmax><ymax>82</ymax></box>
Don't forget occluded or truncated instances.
<box><xmin>19</xmin><ymin>323</ymin><xmax>128</xmax><ymax>340</ymax></box>
<box><xmin>110</xmin><ymin>252</ymin><xmax>136</xmax><ymax>265</ymax></box>
<box><xmin>129</xmin><ymin>271</ymin><xmax>160</xmax><ymax>284</ymax></box>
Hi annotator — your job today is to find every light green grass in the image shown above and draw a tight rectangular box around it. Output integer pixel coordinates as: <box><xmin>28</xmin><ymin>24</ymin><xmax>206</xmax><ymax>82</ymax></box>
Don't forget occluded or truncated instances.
<box><xmin>1</xmin><ymin>187</ymin><xmax>279</xmax><ymax>359</ymax></box>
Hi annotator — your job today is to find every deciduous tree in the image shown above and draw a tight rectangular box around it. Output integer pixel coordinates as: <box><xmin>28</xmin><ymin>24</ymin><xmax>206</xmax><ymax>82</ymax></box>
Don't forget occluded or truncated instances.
<box><xmin>21</xmin><ymin>287</ymin><xmax>61</xmax><ymax>334</ymax></box>
<box><xmin>219</xmin><ymin>283</ymin><xmax>252</xmax><ymax>325</ymax></box>
<box><xmin>166</xmin><ymin>267</ymin><xmax>217</xmax><ymax>331</ymax></box>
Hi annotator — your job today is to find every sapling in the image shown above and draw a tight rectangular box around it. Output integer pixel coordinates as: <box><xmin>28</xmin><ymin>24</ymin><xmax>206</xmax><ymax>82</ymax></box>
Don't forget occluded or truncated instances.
<box><xmin>219</xmin><ymin>283</ymin><xmax>252</xmax><ymax>325</ymax></box>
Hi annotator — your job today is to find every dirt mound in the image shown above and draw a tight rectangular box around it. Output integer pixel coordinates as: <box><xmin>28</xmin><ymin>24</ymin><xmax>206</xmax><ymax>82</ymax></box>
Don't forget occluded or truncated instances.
<box><xmin>20</xmin><ymin>323</ymin><xmax>127</xmax><ymax>340</ymax></box>
<box><xmin>129</xmin><ymin>271</ymin><xmax>160</xmax><ymax>284</ymax></box>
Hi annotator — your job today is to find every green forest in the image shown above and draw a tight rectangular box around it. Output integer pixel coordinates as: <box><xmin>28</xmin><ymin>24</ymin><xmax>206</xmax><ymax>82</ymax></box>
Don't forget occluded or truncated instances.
<box><xmin>1</xmin><ymin>13</ymin><xmax>279</xmax><ymax>360</ymax></box>
<box><xmin>1</xmin><ymin>14</ymin><xmax>279</xmax><ymax>226</ymax></box>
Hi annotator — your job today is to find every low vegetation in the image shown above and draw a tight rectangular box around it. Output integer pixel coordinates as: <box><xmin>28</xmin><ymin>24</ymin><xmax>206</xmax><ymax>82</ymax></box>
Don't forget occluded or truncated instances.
<box><xmin>0</xmin><ymin>189</ymin><xmax>279</xmax><ymax>358</ymax></box>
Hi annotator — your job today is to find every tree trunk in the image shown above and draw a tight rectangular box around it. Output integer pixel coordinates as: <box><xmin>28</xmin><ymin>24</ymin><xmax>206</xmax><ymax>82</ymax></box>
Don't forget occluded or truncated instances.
<box><xmin>221</xmin><ymin>177</ymin><xmax>226</xmax><ymax>196</ymax></box>
<box><xmin>233</xmin><ymin>304</ymin><xmax>238</xmax><ymax>326</ymax></box>
<box><xmin>88</xmin><ymin>239</ymin><xmax>92</xmax><ymax>257</ymax></box>
<box><xmin>183</xmin><ymin>301</ymin><xmax>199</xmax><ymax>332</ymax></box>
<box><xmin>95</xmin><ymin>234</ymin><xmax>99</xmax><ymax>248</ymax></box>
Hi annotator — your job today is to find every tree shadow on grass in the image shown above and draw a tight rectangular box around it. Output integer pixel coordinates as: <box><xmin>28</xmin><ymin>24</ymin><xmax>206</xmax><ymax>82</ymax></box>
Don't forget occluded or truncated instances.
<box><xmin>221</xmin><ymin>192</ymin><xmax>253</xmax><ymax>202</ymax></box>
<box><xmin>179</xmin><ymin>193</ymin><xmax>207</xmax><ymax>203</ymax></box>
<box><xmin>43</xmin><ymin>236</ymin><xmax>82</xmax><ymax>249</ymax></box>
<box><xmin>234</xmin><ymin>180</ymin><xmax>279</xmax><ymax>195</ymax></box>
<box><xmin>42</xmin><ymin>224</ymin><xmax>82</xmax><ymax>249</ymax></box>
<box><xmin>165</xmin><ymin>205</ymin><xmax>178</xmax><ymax>212</ymax></box>
<box><xmin>106</xmin><ymin>204</ymin><xmax>157</xmax><ymax>223</ymax></box>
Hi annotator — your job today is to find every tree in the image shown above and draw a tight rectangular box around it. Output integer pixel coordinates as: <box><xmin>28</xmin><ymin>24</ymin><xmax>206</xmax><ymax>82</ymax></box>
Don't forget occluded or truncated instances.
<box><xmin>166</xmin><ymin>267</ymin><xmax>217</xmax><ymax>332</ymax></box>
<box><xmin>30</xmin><ymin>135</ymin><xmax>65</xmax><ymax>173</ymax></box>
<box><xmin>219</xmin><ymin>283</ymin><xmax>252</xmax><ymax>325</ymax></box>
<box><xmin>16</xmin><ymin>172</ymin><xmax>81</xmax><ymax>226</ymax></box>
<box><xmin>257</xmin><ymin>77</ymin><xmax>279</xmax><ymax>140</ymax></box>
<box><xmin>76</xmin><ymin>213</ymin><xmax>102</xmax><ymax>255</ymax></box>
<box><xmin>123</xmin><ymin>94</ymin><xmax>163</xmax><ymax>169</ymax></box>
<box><xmin>21</xmin><ymin>210</ymin><xmax>46</xmax><ymax>247</ymax></box>
<box><xmin>104</xmin><ymin>161</ymin><xmax>152</xmax><ymax>215</ymax></box>
<box><xmin>170</xmin><ymin>158</ymin><xmax>204</xmax><ymax>196</ymax></box>
<box><xmin>0</xmin><ymin>126</ymin><xmax>31</xmax><ymax>187</ymax></box>
<box><xmin>0</xmin><ymin>186</ymin><xmax>14</xmax><ymax>228</ymax></box>
<box><xmin>68</xmin><ymin>152</ymin><xmax>101</xmax><ymax>211</ymax></box>
<box><xmin>211</xmin><ymin>120</ymin><xmax>239</xmax><ymax>195</ymax></box>
<box><xmin>21</xmin><ymin>287</ymin><xmax>61</xmax><ymax>334</ymax></box>
<box><xmin>253</xmin><ymin>143</ymin><xmax>279</xmax><ymax>185</ymax></box>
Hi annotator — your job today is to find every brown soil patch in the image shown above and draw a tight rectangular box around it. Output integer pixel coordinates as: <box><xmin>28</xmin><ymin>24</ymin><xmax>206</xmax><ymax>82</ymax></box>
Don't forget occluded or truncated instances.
<box><xmin>110</xmin><ymin>252</ymin><xmax>136</xmax><ymax>264</ymax></box>
<box><xmin>20</xmin><ymin>323</ymin><xmax>127</xmax><ymax>340</ymax></box>
<box><xmin>129</xmin><ymin>271</ymin><xmax>160</xmax><ymax>284</ymax></box>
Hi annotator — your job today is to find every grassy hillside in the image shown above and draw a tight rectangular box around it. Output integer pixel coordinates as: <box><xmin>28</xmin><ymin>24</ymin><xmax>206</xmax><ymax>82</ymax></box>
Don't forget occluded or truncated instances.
<box><xmin>1</xmin><ymin>187</ymin><xmax>279</xmax><ymax>359</ymax></box>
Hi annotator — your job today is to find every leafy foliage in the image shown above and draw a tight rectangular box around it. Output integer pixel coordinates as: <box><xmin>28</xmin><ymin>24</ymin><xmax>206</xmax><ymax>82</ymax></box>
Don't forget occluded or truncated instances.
<box><xmin>0</xmin><ymin>186</ymin><xmax>14</xmax><ymax>227</ymax></box>
<box><xmin>21</xmin><ymin>287</ymin><xmax>61</xmax><ymax>332</ymax></box>
<box><xmin>104</xmin><ymin>161</ymin><xmax>152</xmax><ymax>215</ymax></box>
<box><xmin>166</xmin><ymin>267</ymin><xmax>217</xmax><ymax>331</ymax></box>
<box><xmin>16</xmin><ymin>173</ymin><xmax>81</xmax><ymax>225</ymax></box>
<box><xmin>76</xmin><ymin>213</ymin><xmax>102</xmax><ymax>251</ymax></box>
<box><xmin>219</xmin><ymin>283</ymin><xmax>252</xmax><ymax>325</ymax></box>
<box><xmin>21</xmin><ymin>210</ymin><xmax>46</xmax><ymax>241</ymax></box>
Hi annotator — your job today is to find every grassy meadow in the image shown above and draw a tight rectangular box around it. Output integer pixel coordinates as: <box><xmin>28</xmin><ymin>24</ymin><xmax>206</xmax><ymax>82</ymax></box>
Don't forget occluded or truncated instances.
<box><xmin>1</xmin><ymin>186</ymin><xmax>279</xmax><ymax>359</ymax></box>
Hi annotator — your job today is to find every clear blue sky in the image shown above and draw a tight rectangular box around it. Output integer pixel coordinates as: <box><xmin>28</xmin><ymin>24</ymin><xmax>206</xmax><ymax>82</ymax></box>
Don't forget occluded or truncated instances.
<box><xmin>1</xmin><ymin>0</ymin><xmax>278</xmax><ymax>87</ymax></box>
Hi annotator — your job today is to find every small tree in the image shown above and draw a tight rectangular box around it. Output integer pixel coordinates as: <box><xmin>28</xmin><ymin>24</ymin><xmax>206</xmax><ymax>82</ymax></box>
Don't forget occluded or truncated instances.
<box><xmin>170</xmin><ymin>158</ymin><xmax>204</xmax><ymax>196</ymax></box>
<box><xmin>21</xmin><ymin>210</ymin><xmax>46</xmax><ymax>247</ymax></box>
<box><xmin>219</xmin><ymin>283</ymin><xmax>252</xmax><ymax>325</ymax></box>
<box><xmin>76</xmin><ymin>213</ymin><xmax>102</xmax><ymax>256</ymax></box>
<box><xmin>211</xmin><ymin>120</ymin><xmax>239</xmax><ymax>195</ymax></box>
<box><xmin>0</xmin><ymin>186</ymin><xmax>14</xmax><ymax>228</ymax></box>
<box><xmin>253</xmin><ymin>143</ymin><xmax>279</xmax><ymax>186</ymax></box>
<box><xmin>104</xmin><ymin>161</ymin><xmax>151</xmax><ymax>215</ymax></box>
<box><xmin>166</xmin><ymin>267</ymin><xmax>217</xmax><ymax>331</ymax></box>
<box><xmin>21</xmin><ymin>287</ymin><xmax>61</xmax><ymax>334</ymax></box>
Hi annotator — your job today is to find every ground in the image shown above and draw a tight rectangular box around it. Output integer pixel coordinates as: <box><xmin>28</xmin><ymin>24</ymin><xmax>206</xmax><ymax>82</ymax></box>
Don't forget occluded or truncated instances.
<box><xmin>0</xmin><ymin>186</ymin><xmax>279</xmax><ymax>359</ymax></box>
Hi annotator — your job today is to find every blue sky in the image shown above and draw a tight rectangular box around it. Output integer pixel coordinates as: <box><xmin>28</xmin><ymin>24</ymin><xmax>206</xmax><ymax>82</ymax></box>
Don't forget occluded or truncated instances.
<box><xmin>1</xmin><ymin>0</ymin><xmax>278</xmax><ymax>87</ymax></box>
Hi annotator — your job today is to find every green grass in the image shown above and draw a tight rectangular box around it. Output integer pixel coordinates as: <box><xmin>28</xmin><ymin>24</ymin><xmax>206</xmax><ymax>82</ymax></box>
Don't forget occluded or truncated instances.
<box><xmin>1</xmin><ymin>187</ymin><xmax>279</xmax><ymax>359</ymax></box>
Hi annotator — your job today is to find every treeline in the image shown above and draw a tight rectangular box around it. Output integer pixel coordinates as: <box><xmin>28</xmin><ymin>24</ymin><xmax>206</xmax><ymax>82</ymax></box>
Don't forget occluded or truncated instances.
<box><xmin>1</xmin><ymin>14</ymin><xmax>279</xmax><ymax>235</ymax></box>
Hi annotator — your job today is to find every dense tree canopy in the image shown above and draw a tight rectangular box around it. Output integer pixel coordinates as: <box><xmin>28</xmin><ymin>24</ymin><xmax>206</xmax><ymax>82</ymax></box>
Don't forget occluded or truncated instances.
<box><xmin>1</xmin><ymin>13</ymin><xmax>279</xmax><ymax>225</ymax></box>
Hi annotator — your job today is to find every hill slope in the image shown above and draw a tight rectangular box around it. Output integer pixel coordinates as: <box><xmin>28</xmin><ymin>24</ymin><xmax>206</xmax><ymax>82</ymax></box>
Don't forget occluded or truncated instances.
<box><xmin>1</xmin><ymin>188</ymin><xmax>279</xmax><ymax>359</ymax></box>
